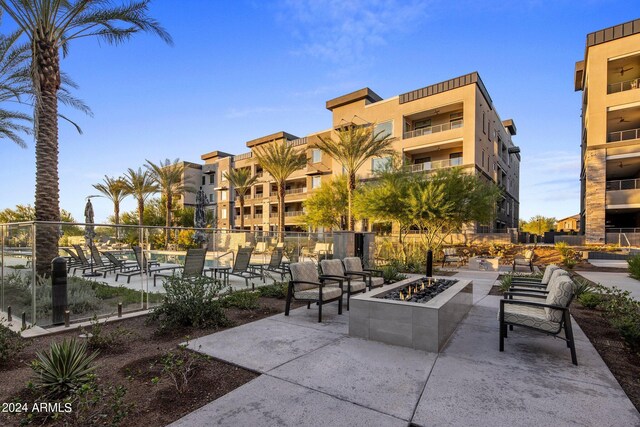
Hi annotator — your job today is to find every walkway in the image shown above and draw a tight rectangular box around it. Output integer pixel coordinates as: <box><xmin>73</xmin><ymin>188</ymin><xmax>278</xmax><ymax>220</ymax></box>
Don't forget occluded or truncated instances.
<box><xmin>170</xmin><ymin>271</ymin><xmax>640</xmax><ymax>426</ymax></box>
<box><xmin>576</xmin><ymin>270</ymin><xmax>640</xmax><ymax>300</ymax></box>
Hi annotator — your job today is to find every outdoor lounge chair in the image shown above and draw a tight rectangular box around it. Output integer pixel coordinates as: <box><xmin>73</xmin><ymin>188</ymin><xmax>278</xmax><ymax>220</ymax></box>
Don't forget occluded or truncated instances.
<box><xmin>260</xmin><ymin>247</ymin><xmax>288</xmax><ymax>280</ymax></box>
<box><xmin>513</xmin><ymin>249</ymin><xmax>535</xmax><ymax>272</ymax></box>
<box><xmin>319</xmin><ymin>259</ymin><xmax>366</xmax><ymax>310</ymax></box>
<box><xmin>115</xmin><ymin>246</ymin><xmax>161</xmax><ymax>284</ymax></box>
<box><xmin>302</xmin><ymin>242</ymin><xmax>332</xmax><ymax>261</ymax></box>
<box><xmin>225</xmin><ymin>247</ymin><xmax>262</xmax><ymax>290</ymax></box>
<box><xmin>510</xmin><ymin>265</ymin><xmax>566</xmax><ymax>292</ymax></box>
<box><xmin>499</xmin><ymin>274</ymin><xmax>578</xmax><ymax>365</ymax></box>
<box><xmin>153</xmin><ymin>248</ymin><xmax>208</xmax><ymax>287</ymax></box>
<box><xmin>511</xmin><ymin>264</ymin><xmax>560</xmax><ymax>286</ymax></box>
<box><xmin>60</xmin><ymin>247</ymin><xmax>83</xmax><ymax>272</ymax></box>
<box><xmin>102</xmin><ymin>251</ymin><xmax>138</xmax><ymax>277</ymax></box>
<box><xmin>442</xmin><ymin>247</ymin><xmax>465</xmax><ymax>267</ymax></box>
<box><xmin>71</xmin><ymin>244</ymin><xmax>96</xmax><ymax>274</ymax></box>
<box><xmin>285</xmin><ymin>261</ymin><xmax>343</xmax><ymax>322</ymax></box>
<box><xmin>253</xmin><ymin>241</ymin><xmax>269</xmax><ymax>254</ymax></box>
<box><xmin>343</xmin><ymin>256</ymin><xmax>385</xmax><ymax>290</ymax></box>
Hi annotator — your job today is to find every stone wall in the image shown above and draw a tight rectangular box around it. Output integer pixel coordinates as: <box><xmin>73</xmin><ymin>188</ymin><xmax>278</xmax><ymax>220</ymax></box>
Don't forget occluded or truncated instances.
<box><xmin>584</xmin><ymin>148</ymin><xmax>606</xmax><ymax>244</ymax></box>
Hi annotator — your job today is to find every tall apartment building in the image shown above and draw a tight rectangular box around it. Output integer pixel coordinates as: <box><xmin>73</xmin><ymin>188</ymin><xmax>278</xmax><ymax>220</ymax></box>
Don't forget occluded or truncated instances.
<box><xmin>575</xmin><ymin>19</ymin><xmax>640</xmax><ymax>243</ymax></box>
<box><xmin>189</xmin><ymin>72</ymin><xmax>520</xmax><ymax>233</ymax></box>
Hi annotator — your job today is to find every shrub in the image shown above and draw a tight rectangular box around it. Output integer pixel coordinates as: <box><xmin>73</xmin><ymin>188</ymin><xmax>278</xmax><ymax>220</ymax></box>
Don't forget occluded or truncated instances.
<box><xmin>0</xmin><ymin>322</ymin><xmax>25</xmax><ymax>366</ymax></box>
<box><xmin>221</xmin><ymin>290</ymin><xmax>260</xmax><ymax>310</ymax></box>
<box><xmin>381</xmin><ymin>265</ymin><xmax>407</xmax><ymax>283</ymax></box>
<box><xmin>257</xmin><ymin>282</ymin><xmax>288</xmax><ymax>299</ymax></box>
<box><xmin>554</xmin><ymin>241</ymin><xmax>570</xmax><ymax>258</ymax></box>
<box><xmin>628</xmin><ymin>254</ymin><xmax>640</xmax><ymax>280</ymax></box>
<box><xmin>68</xmin><ymin>381</ymin><xmax>133</xmax><ymax>426</ymax></box>
<box><xmin>573</xmin><ymin>278</ymin><xmax>597</xmax><ymax>299</ymax></box>
<box><xmin>578</xmin><ymin>292</ymin><xmax>602</xmax><ymax>309</ymax></box>
<box><xmin>158</xmin><ymin>344</ymin><xmax>207</xmax><ymax>394</ymax></box>
<box><xmin>498</xmin><ymin>274</ymin><xmax>513</xmax><ymax>292</ymax></box>
<box><xmin>148</xmin><ymin>276</ymin><xmax>229</xmax><ymax>331</ymax></box>
<box><xmin>601</xmin><ymin>286</ymin><xmax>640</xmax><ymax>351</ymax></box>
<box><xmin>79</xmin><ymin>315</ymin><xmax>132</xmax><ymax>350</ymax></box>
<box><xmin>31</xmin><ymin>339</ymin><xmax>99</xmax><ymax>397</ymax></box>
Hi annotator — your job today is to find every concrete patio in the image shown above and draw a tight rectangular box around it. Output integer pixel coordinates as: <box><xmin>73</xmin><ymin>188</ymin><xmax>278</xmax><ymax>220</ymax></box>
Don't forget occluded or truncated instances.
<box><xmin>171</xmin><ymin>271</ymin><xmax>640</xmax><ymax>426</ymax></box>
<box><xmin>576</xmin><ymin>270</ymin><xmax>640</xmax><ymax>300</ymax></box>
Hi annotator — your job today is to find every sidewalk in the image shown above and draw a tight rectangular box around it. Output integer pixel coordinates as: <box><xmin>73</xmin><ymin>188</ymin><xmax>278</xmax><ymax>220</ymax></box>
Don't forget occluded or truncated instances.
<box><xmin>170</xmin><ymin>271</ymin><xmax>640</xmax><ymax>426</ymax></box>
<box><xmin>576</xmin><ymin>270</ymin><xmax>640</xmax><ymax>300</ymax></box>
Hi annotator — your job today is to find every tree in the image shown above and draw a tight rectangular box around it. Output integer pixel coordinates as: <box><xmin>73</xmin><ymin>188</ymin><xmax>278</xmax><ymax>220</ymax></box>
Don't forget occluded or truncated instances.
<box><xmin>92</xmin><ymin>176</ymin><xmax>127</xmax><ymax>236</ymax></box>
<box><xmin>0</xmin><ymin>0</ymin><xmax>172</xmax><ymax>274</ymax></box>
<box><xmin>122</xmin><ymin>168</ymin><xmax>158</xmax><ymax>227</ymax></box>
<box><xmin>145</xmin><ymin>159</ymin><xmax>194</xmax><ymax>245</ymax></box>
<box><xmin>254</xmin><ymin>142</ymin><xmax>307</xmax><ymax>241</ymax></box>
<box><xmin>521</xmin><ymin>215</ymin><xmax>556</xmax><ymax>236</ymax></box>
<box><xmin>0</xmin><ymin>204</ymin><xmax>74</xmax><ymax>222</ymax></box>
<box><xmin>316</xmin><ymin>124</ymin><xmax>394</xmax><ymax>230</ymax></box>
<box><xmin>223</xmin><ymin>168</ymin><xmax>258</xmax><ymax>230</ymax></box>
<box><xmin>303</xmin><ymin>175</ymin><xmax>349</xmax><ymax>230</ymax></box>
<box><xmin>406</xmin><ymin>168</ymin><xmax>501</xmax><ymax>250</ymax></box>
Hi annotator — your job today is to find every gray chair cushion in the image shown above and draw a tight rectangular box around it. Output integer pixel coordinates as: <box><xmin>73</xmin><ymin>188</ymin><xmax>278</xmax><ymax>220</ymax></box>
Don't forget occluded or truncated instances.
<box><xmin>541</xmin><ymin>264</ymin><xmax>560</xmax><ymax>285</ymax></box>
<box><xmin>289</xmin><ymin>262</ymin><xmax>319</xmax><ymax>291</ymax></box>
<box><xmin>369</xmin><ymin>276</ymin><xmax>385</xmax><ymax>288</ymax></box>
<box><xmin>327</xmin><ymin>280</ymin><xmax>366</xmax><ymax>292</ymax></box>
<box><xmin>343</xmin><ymin>257</ymin><xmax>362</xmax><ymax>272</ymax></box>
<box><xmin>296</xmin><ymin>287</ymin><xmax>342</xmax><ymax>301</ymax></box>
<box><xmin>320</xmin><ymin>259</ymin><xmax>344</xmax><ymax>277</ymax></box>
<box><xmin>545</xmin><ymin>277</ymin><xmax>575</xmax><ymax>322</ymax></box>
<box><xmin>499</xmin><ymin>305</ymin><xmax>562</xmax><ymax>333</ymax></box>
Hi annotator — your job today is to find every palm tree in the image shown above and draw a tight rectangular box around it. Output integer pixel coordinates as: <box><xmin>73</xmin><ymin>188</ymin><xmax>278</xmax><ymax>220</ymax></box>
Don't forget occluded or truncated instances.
<box><xmin>123</xmin><ymin>168</ymin><xmax>157</xmax><ymax>227</ymax></box>
<box><xmin>0</xmin><ymin>0</ymin><xmax>172</xmax><ymax>274</ymax></box>
<box><xmin>254</xmin><ymin>142</ymin><xmax>307</xmax><ymax>242</ymax></box>
<box><xmin>316</xmin><ymin>124</ymin><xmax>394</xmax><ymax>230</ymax></box>
<box><xmin>93</xmin><ymin>175</ymin><xmax>127</xmax><ymax>237</ymax></box>
<box><xmin>145</xmin><ymin>159</ymin><xmax>194</xmax><ymax>246</ymax></box>
<box><xmin>223</xmin><ymin>168</ymin><xmax>259</xmax><ymax>230</ymax></box>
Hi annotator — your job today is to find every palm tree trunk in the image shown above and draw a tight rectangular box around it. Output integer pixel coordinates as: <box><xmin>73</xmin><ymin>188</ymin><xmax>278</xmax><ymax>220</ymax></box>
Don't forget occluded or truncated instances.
<box><xmin>138</xmin><ymin>198</ymin><xmax>144</xmax><ymax>227</ymax></box>
<box><xmin>278</xmin><ymin>182</ymin><xmax>285</xmax><ymax>243</ymax></box>
<box><xmin>114</xmin><ymin>202</ymin><xmax>120</xmax><ymax>239</ymax></box>
<box><xmin>165</xmin><ymin>193</ymin><xmax>172</xmax><ymax>247</ymax></box>
<box><xmin>347</xmin><ymin>172</ymin><xmax>356</xmax><ymax>231</ymax></box>
<box><xmin>34</xmin><ymin>38</ymin><xmax>61</xmax><ymax>276</ymax></box>
<box><xmin>239</xmin><ymin>195</ymin><xmax>245</xmax><ymax>229</ymax></box>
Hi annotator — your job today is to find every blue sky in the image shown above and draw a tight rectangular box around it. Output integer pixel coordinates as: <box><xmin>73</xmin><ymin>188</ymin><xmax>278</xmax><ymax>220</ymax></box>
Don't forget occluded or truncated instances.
<box><xmin>0</xmin><ymin>0</ymin><xmax>636</xmax><ymax>223</ymax></box>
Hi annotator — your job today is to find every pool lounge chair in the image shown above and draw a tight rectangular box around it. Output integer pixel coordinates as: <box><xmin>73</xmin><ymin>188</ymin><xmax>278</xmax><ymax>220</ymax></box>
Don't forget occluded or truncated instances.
<box><xmin>153</xmin><ymin>248</ymin><xmax>208</xmax><ymax>287</ymax></box>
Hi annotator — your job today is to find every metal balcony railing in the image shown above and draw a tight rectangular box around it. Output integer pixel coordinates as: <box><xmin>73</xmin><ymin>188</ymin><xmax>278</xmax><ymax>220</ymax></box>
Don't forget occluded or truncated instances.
<box><xmin>607</xmin><ymin>77</ymin><xmax>640</xmax><ymax>94</ymax></box>
<box><xmin>606</xmin><ymin>178</ymin><xmax>640</xmax><ymax>191</ymax></box>
<box><xmin>287</xmin><ymin>137</ymin><xmax>308</xmax><ymax>147</ymax></box>
<box><xmin>408</xmin><ymin>157</ymin><xmax>463</xmax><ymax>173</ymax></box>
<box><xmin>608</xmin><ymin>127</ymin><xmax>640</xmax><ymax>143</ymax></box>
<box><xmin>403</xmin><ymin>119</ymin><xmax>463</xmax><ymax>139</ymax></box>
<box><xmin>270</xmin><ymin>187</ymin><xmax>307</xmax><ymax>196</ymax></box>
<box><xmin>254</xmin><ymin>213</ymin><xmax>263</xmax><ymax>219</ymax></box>
<box><xmin>269</xmin><ymin>211</ymin><xmax>304</xmax><ymax>218</ymax></box>
<box><xmin>233</xmin><ymin>152</ymin><xmax>253</xmax><ymax>161</ymax></box>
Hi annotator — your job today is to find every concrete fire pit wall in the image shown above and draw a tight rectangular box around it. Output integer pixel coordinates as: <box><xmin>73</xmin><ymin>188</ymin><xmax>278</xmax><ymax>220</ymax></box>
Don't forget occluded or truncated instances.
<box><xmin>349</xmin><ymin>276</ymin><xmax>473</xmax><ymax>352</ymax></box>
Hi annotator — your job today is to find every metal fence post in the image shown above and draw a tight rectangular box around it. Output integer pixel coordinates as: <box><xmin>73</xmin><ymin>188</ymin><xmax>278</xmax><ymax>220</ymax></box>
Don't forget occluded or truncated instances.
<box><xmin>31</xmin><ymin>222</ymin><xmax>37</xmax><ymax>326</ymax></box>
<box><xmin>1</xmin><ymin>224</ymin><xmax>4</xmax><ymax>312</ymax></box>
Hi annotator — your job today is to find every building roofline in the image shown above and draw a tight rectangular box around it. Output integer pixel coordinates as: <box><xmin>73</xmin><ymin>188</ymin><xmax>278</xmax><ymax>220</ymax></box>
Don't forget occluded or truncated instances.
<box><xmin>557</xmin><ymin>214</ymin><xmax>580</xmax><ymax>222</ymax></box>
<box><xmin>326</xmin><ymin>88</ymin><xmax>383</xmax><ymax>111</ymax></box>
<box><xmin>398</xmin><ymin>72</ymin><xmax>494</xmax><ymax>110</ymax></box>
<box><xmin>246</xmin><ymin>131</ymin><xmax>299</xmax><ymax>148</ymax></box>
<box><xmin>200</xmin><ymin>150</ymin><xmax>232</xmax><ymax>161</ymax></box>
<box><xmin>586</xmin><ymin>18</ymin><xmax>640</xmax><ymax>48</ymax></box>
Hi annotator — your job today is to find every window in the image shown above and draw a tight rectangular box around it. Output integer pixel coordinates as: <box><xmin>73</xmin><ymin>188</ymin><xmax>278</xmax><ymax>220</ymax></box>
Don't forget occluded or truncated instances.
<box><xmin>482</xmin><ymin>112</ymin><xmax>486</xmax><ymax>134</ymax></box>
<box><xmin>209</xmin><ymin>174</ymin><xmax>215</xmax><ymax>184</ymax></box>
<box><xmin>482</xmin><ymin>150</ymin><xmax>485</xmax><ymax>168</ymax></box>
<box><xmin>221</xmin><ymin>207</ymin><xmax>227</xmax><ymax>219</ymax></box>
<box><xmin>374</xmin><ymin>120</ymin><xmax>393</xmax><ymax>138</ymax></box>
<box><xmin>414</xmin><ymin>119</ymin><xmax>431</xmax><ymax>130</ymax></box>
<box><xmin>201</xmin><ymin>176</ymin><xmax>205</xmax><ymax>185</ymax></box>
<box><xmin>221</xmin><ymin>191</ymin><xmax>227</xmax><ymax>201</ymax></box>
<box><xmin>450</xmin><ymin>152</ymin><xmax>462</xmax><ymax>165</ymax></box>
<box><xmin>312</xmin><ymin>149</ymin><xmax>322</xmax><ymax>163</ymax></box>
<box><xmin>372</xmin><ymin>157</ymin><xmax>391</xmax><ymax>172</ymax></box>
<box><xmin>312</xmin><ymin>176</ymin><xmax>322</xmax><ymax>189</ymax></box>
<box><xmin>209</xmin><ymin>194</ymin><xmax>214</xmax><ymax>203</ymax></box>
<box><xmin>450</xmin><ymin>112</ymin><xmax>463</xmax><ymax>128</ymax></box>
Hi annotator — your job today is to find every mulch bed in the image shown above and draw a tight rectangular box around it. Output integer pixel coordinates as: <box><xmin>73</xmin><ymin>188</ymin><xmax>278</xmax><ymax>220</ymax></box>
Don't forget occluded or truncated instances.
<box><xmin>0</xmin><ymin>297</ymin><xmax>301</xmax><ymax>427</ymax></box>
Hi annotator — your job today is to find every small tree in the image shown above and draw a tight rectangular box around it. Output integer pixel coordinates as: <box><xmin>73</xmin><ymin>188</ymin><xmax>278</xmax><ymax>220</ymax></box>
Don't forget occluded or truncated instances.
<box><xmin>303</xmin><ymin>176</ymin><xmax>349</xmax><ymax>230</ymax></box>
<box><xmin>521</xmin><ymin>215</ymin><xmax>556</xmax><ymax>236</ymax></box>
<box><xmin>223</xmin><ymin>168</ymin><xmax>259</xmax><ymax>229</ymax></box>
<box><xmin>93</xmin><ymin>176</ymin><xmax>127</xmax><ymax>237</ymax></box>
<box><xmin>122</xmin><ymin>168</ymin><xmax>158</xmax><ymax>227</ymax></box>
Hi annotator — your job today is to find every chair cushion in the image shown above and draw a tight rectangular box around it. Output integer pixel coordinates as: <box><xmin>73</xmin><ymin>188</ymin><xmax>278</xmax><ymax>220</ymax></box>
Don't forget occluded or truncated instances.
<box><xmin>499</xmin><ymin>304</ymin><xmax>562</xmax><ymax>333</ymax></box>
<box><xmin>289</xmin><ymin>262</ymin><xmax>319</xmax><ymax>291</ymax></box>
<box><xmin>541</xmin><ymin>264</ymin><xmax>560</xmax><ymax>285</ymax></box>
<box><xmin>326</xmin><ymin>279</ymin><xmax>366</xmax><ymax>292</ymax></box>
<box><xmin>343</xmin><ymin>257</ymin><xmax>363</xmax><ymax>273</ymax></box>
<box><xmin>545</xmin><ymin>277</ymin><xmax>574</xmax><ymax>322</ymax></box>
<box><xmin>320</xmin><ymin>259</ymin><xmax>344</xmax><ymax>277</ymax></box>
<box><xmin>295</xmin><ymin>286</ymin><xmax>342</xmax><ymax>301</ymax></box>
<box><xmin>369</xmin><ymin>276</ymin><xmax>385</xmax><ymax>288</ymax></box>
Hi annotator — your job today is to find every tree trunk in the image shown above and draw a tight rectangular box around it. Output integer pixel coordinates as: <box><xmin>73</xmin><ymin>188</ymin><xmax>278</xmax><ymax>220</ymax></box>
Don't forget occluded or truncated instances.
<box><xmin>165</xmin><ymin>193</ymin><xmax>172</xmax><ymax>247</ymax></box>
<box><xmin>278</xmin><ymin>182</ymin><xmax>285</xmax><ymax>243</ymax></box>
<box><xmin>114</xmin><ymin>202</ymin><xmax>120</xmax><ymax>239</ymax></box>
<box><xmin>239</xmin><ymin>195</ymin><xmax>245</xmax><ymax>229</ymax></box>
<box><xmin>34</xmin><ymin>38</ymin><xmax>61</xmax><ymax>276</ymax></box>
<box><xmin>138</xmin><ymin>199</ymin><xmax>144</xmax><ymax>227</ymax></box>
<box><xmin>347</xmin><ymin>172</ymin><xmax>356</xmax><ymax>231</ymax></box>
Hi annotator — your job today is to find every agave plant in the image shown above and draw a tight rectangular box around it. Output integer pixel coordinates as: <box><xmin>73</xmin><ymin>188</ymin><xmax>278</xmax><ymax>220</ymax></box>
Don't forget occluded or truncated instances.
<box><xmin>31</xmin><ymin>339</ymin><xmax>99</xmax><ymax>397</ymax></box>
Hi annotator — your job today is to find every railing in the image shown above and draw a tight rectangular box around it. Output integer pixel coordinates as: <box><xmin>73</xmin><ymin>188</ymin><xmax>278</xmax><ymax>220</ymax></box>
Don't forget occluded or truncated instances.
<box><xmin>408</xmin><ymin>157</ymin><xmax>463</xmax><ymax>173</ymax></box>
<box><xmin>284</xmin><ymin>210</ymin><xmax>304</xmax><ymax>217</ymax></box>
<box><xmin>607</xmin><ymin>77</ymin><xmax>640</xmax><ymax>94</ymax></box>
<box><xmin>254</xmin><ymin>213</ymin><xmax>263</xmax><ymax>219</ymax></box>
<box><xmin>287</xmin><ymin>137</ymin><xmax>308</xmax><ymax>147</ymax></box>
<box><xmin>608</xmin><ymin>127</ymin><xmax>640</xmax><ymax>143</ymax></box>
<box><xmin>606</xmin><ymin>228</ymin><xmax>640</xmax><ymax>233</ymax></box>
<box><xmin>236</xmin><ymin>194</ymin><xmax>252</xmax><ymax>200</ymax></box>
<box><xmin>403</xmin><ymin>119</ymin><xmax>463</xmax><ymax>139</ymax></box>
<box><xmin>606</xmin><ymin>178</ymin><xmax>640</xmax><ymax>191</ymax></box>
<box><xmin>233</xmin><ymin>152</ymin><xmax>253</xmax><ymax>161</ymax></box>
<box><xmin>270</xmin><ymin>187</ymin><xmax>307</xmax><ymax>196</ymax></box>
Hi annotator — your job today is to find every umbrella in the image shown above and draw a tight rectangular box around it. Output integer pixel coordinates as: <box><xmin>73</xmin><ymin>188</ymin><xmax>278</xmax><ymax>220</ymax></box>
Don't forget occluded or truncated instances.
<box><xmin>84</xmin><ymin>198</ymin><xmax>96</xmax><ymax>245</ymax></box>
<box><xmin>193</xmin><ymin>187</ymin><xmax>208</xmax><ymax>244</ymax></box>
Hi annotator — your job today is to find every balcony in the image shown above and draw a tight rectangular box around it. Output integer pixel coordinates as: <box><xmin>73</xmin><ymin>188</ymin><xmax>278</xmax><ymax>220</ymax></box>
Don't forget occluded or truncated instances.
<box><xmin>233</xmin><ymin>152</ymin><xmax>253</xmax><ymax>161</ymax></box>
<box><xmin>608</xmin><ymin>77</ymin><xmax>640</xmax><ymax>94</ymax></box>
<box><xmin>254</xmin><ymin>213</ymin><xmax>263</xmax><ymax>219</ymax></box>
<box><xmin>269</xmin><ymin>211</ymin><xmax>304</xmax><ymax>218</ymax></box>
<box><xmin>403</xmin><ymin>119</ymin><xmax>463</xmax><ymax>140</ymax></box>
<box><xmin>608</xmin><ymin>127</ymin><xmax>640</xmax><ymax>143</ymax></box>
<box><xmin>270</xmin><ymin>187</ymin><xmax>307</xmax><ymax>197</ymax></box>
<box><xmin>606</xmin><ymin>179</ymin><xmax>640</xmax><ymax>191</ymax></box>
<box><xmin>287</xmin><ymin>137</ymin><xmax>308</xmax><ymax>147</ymax></box>
<box><xmin>408</xmin><ymin>157</ymin><xmax>463</xmax><ymax>173</ymax></box>
<box><xmin>606</xmin><ymin>178</ymin><xmax>640</xmax><ymax>207</ymax></box>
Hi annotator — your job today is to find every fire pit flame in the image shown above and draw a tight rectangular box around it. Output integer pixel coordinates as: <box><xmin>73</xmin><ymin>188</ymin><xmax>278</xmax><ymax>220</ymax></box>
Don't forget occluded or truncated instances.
<box><xmin>376</xmin><ymin>277</ymin><xmax>458</xmax><ymax>304</ymax></box>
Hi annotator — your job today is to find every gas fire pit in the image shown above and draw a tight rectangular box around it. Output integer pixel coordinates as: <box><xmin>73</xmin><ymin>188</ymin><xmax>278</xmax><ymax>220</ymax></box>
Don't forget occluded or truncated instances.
<box><xmin>376</xmin><ymin>278</ymin><xmax>458</xmax><ymax>303</ymax></box>
<box><xmin>349</xmin><ymin>275</ymin><xmax>472</xmax><ymax>352</ymax></box>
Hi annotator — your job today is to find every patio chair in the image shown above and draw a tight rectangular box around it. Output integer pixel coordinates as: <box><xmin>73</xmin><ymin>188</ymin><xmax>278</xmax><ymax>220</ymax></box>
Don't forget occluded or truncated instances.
<box><xmin>260</xmin><ymin>247</ymin><xmax>288</xmax><ymax>280</ymax></box>
<box><xmin>319</xmin><ymin>259</ymin><xmax>366</xmax><ymax>310</ymax></box>
<box><xmin>499</xmin><ymin>274</ymin><xmax>578</xmax><ymax>365</ymax></box>
<box><xmin>510</xmin><ymin>265</ymin><xmax>565</xmax><ymax>291</ymax></box>
<box><xmin>254</xmin><ymin>241</ymin><xmax>269</xmax><ymax>254</ymax></box>
<box><xmin>511</xmin><ymin>264</ymin><xmax>560</xmax><ymax>286</ymax></box>
<box><xmin>153</xmin><ymin>248</ymin><xmax>208</xmax><ymax>287</ymax></box>
<box><xmin>302</xmin><ymin>242</ymin><xmax>333</xmax><ymax>261</ymax></box>
<box><xmin>513</xmin><ymin>249</ymin><xmax>535</xmax><ymax>272</ymax></box>
<box><xmin>102</xmin><ymin>252</ymin><xmax>138</xmax><ymax>277</ymax></box>
<box><xmin>60</xmin><ymin>247</ymin><xmax>83</xmax><ymax>272</ymax></box>
<box><xmin>343</xmin><ymin>256</ymin><xmax>385</xmax><ymax>290</ymax></box>
<box><xmin>71</xmin><ymin>244</ymin><xmax>95</xmax><ymax>274</ymax></box>
<box><xmin>115</xmin><ymin>246</ymin><xmax>161</xmax><ymax>284</ymax></box>
<box><xmin>285</xmin><ymin>262</ymin><xmax>343</xmax><ymax>322</ymax></box>
<box><xmin>442</xmin><ymin>247</ymin><xmax>465</xmax><ymax>267</ymax></box>
<box><xmin>225</xmin><ymin>247</ymin><xmax>263</xmax><ymax>290</ymax></box>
